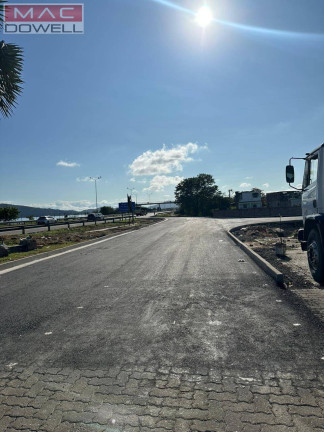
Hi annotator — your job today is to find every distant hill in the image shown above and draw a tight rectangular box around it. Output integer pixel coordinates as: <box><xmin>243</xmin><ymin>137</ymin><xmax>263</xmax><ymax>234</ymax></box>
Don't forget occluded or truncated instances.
<box><xmin>0</xmin><ymin>203</ymin><xmax>87</xmax><ymax>218</ymax></box>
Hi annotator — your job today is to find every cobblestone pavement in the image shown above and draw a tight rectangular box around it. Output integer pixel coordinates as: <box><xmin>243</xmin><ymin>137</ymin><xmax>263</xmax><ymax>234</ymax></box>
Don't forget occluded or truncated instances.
<box><xmin>1</xmin><ymin>364</ymin><xmax>323</xmax><ymax>432</ymax></box>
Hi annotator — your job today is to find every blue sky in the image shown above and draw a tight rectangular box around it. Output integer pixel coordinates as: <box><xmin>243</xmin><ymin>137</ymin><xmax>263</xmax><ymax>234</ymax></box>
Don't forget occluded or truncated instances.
<box><xmin>1</xmin><ymin>0</ymin><xmax>324</xmax><ymax>210</ymax></box>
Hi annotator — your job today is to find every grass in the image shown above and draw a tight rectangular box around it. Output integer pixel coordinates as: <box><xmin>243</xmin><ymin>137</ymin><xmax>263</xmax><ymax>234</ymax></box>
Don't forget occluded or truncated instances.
<box><xmin>0</xmin><ymin>218</ymin><xmax>160</xmax><ymax>264</ymax></box>
<box><xmin>0</xmin><ymin>242</ymin><xmax>76</xmax><ymax>263</ymax></box>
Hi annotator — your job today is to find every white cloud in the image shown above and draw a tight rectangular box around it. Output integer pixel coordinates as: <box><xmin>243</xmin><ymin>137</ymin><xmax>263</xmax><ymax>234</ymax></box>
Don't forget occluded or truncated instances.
<box><xmin>263</xmin><ymin>183</ymin><xmax>270</xmax><ymax>188</ymax></box>
<box><xmin>29</xmin><ymin>200</ymin><xmax>112</xmax><ymax>212</ymax></box>
<box><xmin>129</xmin><ymin>143</ymin><xmax>206</xmax><ymax>176</ymax></box>
<box><xmin>76</xmin><ymin>176</ymin><xmax>91</xmax><ymax>182</ymax></box>
<box><xmin>245</xmin><ymin>176</ymin><xmax>253</xmax><ymax>180</ymax></box>
<box><xmin>240</xmin><ymin>183</ymin><xmax>251</xmax><ymax>188</ymax></box>
<box><xmin>130</xmin><ymin>178</ymin><xmax>147</xmax><ymax>184</ymax></box>
<box><xmin>57</xmin><ymin>160</ymin><xmax>80</xmax><ymax>168</ymax></box>
<box><xmin>76</xmin><ymin>177</ymin><xmax>101</xmax><ymax>183</ymax></box>
<box><xmin>143</xmin><ymin>175</ymin><xmax>183</xmax><ymax>192</ymax></box>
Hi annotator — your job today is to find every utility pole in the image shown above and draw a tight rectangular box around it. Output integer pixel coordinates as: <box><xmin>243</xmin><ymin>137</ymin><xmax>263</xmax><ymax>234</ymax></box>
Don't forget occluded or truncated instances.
<box><xmin>228</xmin><ymin>189</ymin><xmax>233</xmax><ymax>199</ymax></box>
<box><xmin>90</xmin><ymin>176</ymin><xmax>101</xmax><ymax>212</ymax></box>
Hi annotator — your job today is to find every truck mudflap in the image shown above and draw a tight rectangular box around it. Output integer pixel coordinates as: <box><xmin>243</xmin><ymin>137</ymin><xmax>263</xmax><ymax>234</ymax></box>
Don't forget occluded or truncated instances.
<box><xmin>297</xmin><ymin>229</ymin><xmax>307</xmax><ymax>251</ymax></box>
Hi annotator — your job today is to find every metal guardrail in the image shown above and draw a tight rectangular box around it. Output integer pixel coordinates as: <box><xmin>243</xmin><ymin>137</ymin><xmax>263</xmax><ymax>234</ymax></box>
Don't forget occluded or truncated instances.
<box><xmin>0</xmin><ymin>213</ymin><xmax>126</xmax><ymax>226</ymax></box>
<box><xmin>0</xmin><ymin>214</ymin><xmax>135</xmax><ymax>234</ymax></box>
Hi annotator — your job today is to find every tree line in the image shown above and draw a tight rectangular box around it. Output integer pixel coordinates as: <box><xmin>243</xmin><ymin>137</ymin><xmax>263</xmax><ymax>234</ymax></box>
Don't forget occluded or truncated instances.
<box><xmin>175</xmin><ymin>174</ymin><xmax>231</xmax><ymax>217</ymax></box>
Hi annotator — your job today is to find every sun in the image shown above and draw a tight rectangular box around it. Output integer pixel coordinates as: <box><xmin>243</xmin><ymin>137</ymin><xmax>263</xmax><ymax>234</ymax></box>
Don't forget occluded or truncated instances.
<box><xmin>196</xmin><ymin>6</ymin><xmax>213</xmax><ymax>28</ymax></box>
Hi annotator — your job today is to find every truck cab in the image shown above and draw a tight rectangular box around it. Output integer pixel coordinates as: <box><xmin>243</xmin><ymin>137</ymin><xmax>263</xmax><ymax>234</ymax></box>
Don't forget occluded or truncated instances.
<box><xmin>135</xmin><ymin>207</ymin><xmax>147</xmax><ymax>216</ymax></box>
<box><xmin>286</xmin><ymin>143</ymin><xmax>324</xmax><ymax>283</ymax></box>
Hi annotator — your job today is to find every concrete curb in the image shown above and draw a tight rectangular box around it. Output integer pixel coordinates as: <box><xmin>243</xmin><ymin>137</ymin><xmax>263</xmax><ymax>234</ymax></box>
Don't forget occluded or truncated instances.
<box><xmin>226</xmin><ymin>229</ymin><xmax>284</xmax><ymax>286</ymax></box>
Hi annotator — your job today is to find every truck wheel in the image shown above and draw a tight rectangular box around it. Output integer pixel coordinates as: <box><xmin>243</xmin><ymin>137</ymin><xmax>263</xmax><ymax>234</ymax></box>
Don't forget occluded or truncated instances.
<box><xmin>307</xmin><ymin>229</ymin><xmax>324</xmax><ymax>284</ymax></box>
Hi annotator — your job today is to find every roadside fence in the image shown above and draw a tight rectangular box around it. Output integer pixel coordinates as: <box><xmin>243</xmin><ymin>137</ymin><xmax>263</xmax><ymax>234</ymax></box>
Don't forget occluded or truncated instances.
<box><xmin>0</xmin><ymin>214</ymin><xmax>135</xmax><ymax>235</ymax></box>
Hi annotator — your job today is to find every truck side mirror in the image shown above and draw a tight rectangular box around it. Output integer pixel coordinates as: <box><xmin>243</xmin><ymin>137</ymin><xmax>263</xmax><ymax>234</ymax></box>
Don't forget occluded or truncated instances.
<box><xmin>286</xmin><ymin>165</ymin><xmax>295</xmax><ymax>183</ymax></box>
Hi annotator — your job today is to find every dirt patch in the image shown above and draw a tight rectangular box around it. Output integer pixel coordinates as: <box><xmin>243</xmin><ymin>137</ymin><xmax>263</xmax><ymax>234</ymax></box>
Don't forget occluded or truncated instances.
<box><xmin>233</xmin><ymin>221</ymin><xmax>323</xmax><ymax>290</ymax></box>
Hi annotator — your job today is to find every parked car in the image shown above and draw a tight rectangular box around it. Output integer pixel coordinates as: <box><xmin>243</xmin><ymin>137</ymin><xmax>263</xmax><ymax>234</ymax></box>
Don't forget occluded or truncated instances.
<box><xmin>37</xmin><ymin>216</ymin><xmax>56</xmax><ymax>225</ymax></box>
<box><xmin>87</xmin><ymin>213</ymin><xmax>105</xmax><ymax>221</ymax></box>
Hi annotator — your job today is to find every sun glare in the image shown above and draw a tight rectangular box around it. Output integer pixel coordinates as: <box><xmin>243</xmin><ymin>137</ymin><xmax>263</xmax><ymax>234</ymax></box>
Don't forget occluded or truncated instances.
<box><xmin>196</xmin><ymin>6</ymin><xmax>213</xmax><ymax>28</ymax></box>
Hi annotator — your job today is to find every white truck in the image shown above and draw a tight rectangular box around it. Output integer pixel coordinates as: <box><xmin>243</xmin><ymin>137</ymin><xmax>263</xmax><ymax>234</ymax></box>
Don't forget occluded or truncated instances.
<box><xmin>286</xmin><ymin>143</ymin><xmax>324</xmax><ymax>283</ymax></box>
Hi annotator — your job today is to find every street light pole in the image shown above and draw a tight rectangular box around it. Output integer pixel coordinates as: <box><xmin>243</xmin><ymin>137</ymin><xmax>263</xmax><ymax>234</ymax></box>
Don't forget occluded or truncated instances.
<box><xmin>127</xmin><ymin>187</ymin><xmax>136</xmax><ymax>203</ymax></box>
<box><xmin>127</xmin><ymin>187</ymin><xmax>136</xmax><ymax>223</ymax></box>
<box><xmin>90</xmin><ymin>176</ymin><xmax>101</xmax><ymax>212</ymax></box>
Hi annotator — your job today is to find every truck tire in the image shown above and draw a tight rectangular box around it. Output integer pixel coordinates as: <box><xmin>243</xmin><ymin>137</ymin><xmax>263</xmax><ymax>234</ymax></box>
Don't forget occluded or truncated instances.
<box><xmin>307</xmin><ymin>228</ymin><xmax>324</xmax><ymax>284</ymax></box>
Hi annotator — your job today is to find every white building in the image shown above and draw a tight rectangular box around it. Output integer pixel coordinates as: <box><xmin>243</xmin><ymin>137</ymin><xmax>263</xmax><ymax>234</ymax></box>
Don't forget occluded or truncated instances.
<box><xmin>236</xmin><ymin>190</ymin><xmax>262</xmax><ymax>209</ymax></box>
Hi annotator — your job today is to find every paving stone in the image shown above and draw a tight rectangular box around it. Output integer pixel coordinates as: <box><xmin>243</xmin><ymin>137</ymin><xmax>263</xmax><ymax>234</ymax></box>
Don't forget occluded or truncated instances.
<box><xmin>39</xmin><ymin>410</ymin><xmax>63</xmax><ymax>430</ymax></box>
<box><xmin>4</xmin><ymin>396</ymin><xmax>33</xmax><ymax>407</ymax></box>
<box><xmin>260</xmin><ymin>426</ymin><xmax>295</xmax><ymax>432</ymax></box>
<box><xmin>242</xmin><ymin>424</ymin><xmax>262</xmax><ymax>432</ymax></box>
<box><xmin>193</xmin><ymin>390</ymin><xmax>208</xmax><ymax>409</ymax></box>
<box><xmin>237</xmin><ymin>386</ymin><xmax>254</xmax><ymax>402</ymax></box>
<box><xmin>294</xmin><ymin>415</ymin><xmax>324</xmax><ymax>429</ymax></box>
<box><xmin>192</xmin><ymin>419</ymin><xmax>219</xmax><ymax>431</ymax></box>
<box><xmin>297</xmin><ymin>387</ymin><xmax>319</xmax><ymax>406</ymax></box>
<box><xmin>241</xmin><ymin>412</ymin><xmax>277</xmax><ymax>425</ymax></box>
<box><xmin>174</xmin><ymin>418</ymin><xmax>192</xmax><ymax>432</ymax></box>
<box><xmin>224</xmin><ymin>410</ymin><xmax>243</xmax><ymax>431</ymax></box>
<box><xmin>251</xmin><ymin>385</ymin><xmax>281</xmax><ymax>395</ymax></box>
<box><xmin>288</xmin><ymin>404</ymin><xmax>323</xmax><ymax>417</ymax></box>
<box><xmin>0</xmin><ymin>404</ymin><xmax>10</xmax><ymax>420</ymax></box>
<box><xmin>156</xmin><ymin>418</ymin><xmax>175</xmax><ymax>429</ymax></box>
<box><xmin>166</xmin><ymin>377</ymin><xmax>181</xmax><ymax>388</ymax></box>
<box><xmin>178</xmin><ymin>408</ymin><xmax>209</xmax><ymax>420</ymax></box>
<box><xmin>159</xmin><ymin>407</ymin><xmax>177</xmax><ymax>418</ymax></box>
<box><xmin>253</xmin><ymin>394</ymin><xmax>272</xmax><ymax>413</ymax></box>
<box><xmin>208</xmin><ymin>401</ymin><xmax>225</xmax><ymax>421</ymax></box>
<box><xmin>221</xmin><ymin>401</ymin><xmax>254</xmax><ymax>413</ymax></box>
<box><xmin>49</xmin><ymin>391</ymin><xmax>75</xmax><ymax>402</ymax></box>
<box><xmin>10</xmin><ymin>416</ymin><xmax>43</xmax><ymax>430</ymax></box>
<box><xmin>0</xmin><ymin>416</ymin><xmax>14</xmax><ymax>430</ymax></box>
<box><xmin>208</xmin><ymin>391</ymin><xmax>237</xmax><ymax>402</ymax></box>
<box><xmin>139</xmin><ymin>415</ymin><xmax>158</xmax><ymax>427</ymax></box>
<box><xmin>271</xmin><ymin>404</ymin><xmax>294</xmax><ymax>426</ymax></box>
<box><xmin>1</xmin><ymin>386</ymin><xmax>27</xmax><ymax>397</ymax></box>
<box><xmin>269</xmin><ymin>395</ymin><xmax>302</xmax><ymax>405</ymax></box>
<box><xmin>150</xmin><ymin>388</ymin><xmax>179</xmax><ymax>398</ymax></box>
<box><xmin>142</xmin><ymin>405</ymin><xmax>161</xmax><ymax>417</ymax></box>
<box><xmin>34</xmin><ymin>401</ymin><xmax>58</xmax><ymax>420</ymax></box>
<box><xmin>7</xmin><ymin>405</ymin><xmax>36</xmax><ymax>418</ymax></box>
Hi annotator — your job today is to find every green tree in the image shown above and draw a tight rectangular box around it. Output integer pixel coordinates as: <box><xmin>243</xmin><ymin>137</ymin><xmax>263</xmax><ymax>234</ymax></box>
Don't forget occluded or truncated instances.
<box><xmin>0</xmin><ymin>206</ymin><xmax>20</xmax><ymax>221</ymax></box>
<box><xmin>100</xmin><ymin>206</ymin><xmax>115</xmax><ymax>215</ymax></box>
<box><xmin>175</xmin><ymin>174</ymin><xmax>230</xmax><ymax>216</ymax></box>
<box><xmin>0</xmin><ymin>1</ymin><xmax>24</xmax><ymax>118</ymax></box>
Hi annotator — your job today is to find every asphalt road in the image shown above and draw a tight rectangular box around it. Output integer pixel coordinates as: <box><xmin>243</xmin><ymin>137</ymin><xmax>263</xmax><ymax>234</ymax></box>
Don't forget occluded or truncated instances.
<box><xmin>0</xmin><ymin>217</ymin><xmax>323</xmax><ymax>432</ymax></box>
<box><xmin>0</xmin><ymin>216</ymin><xmax>322</xmax><ymax>369</ymax></box>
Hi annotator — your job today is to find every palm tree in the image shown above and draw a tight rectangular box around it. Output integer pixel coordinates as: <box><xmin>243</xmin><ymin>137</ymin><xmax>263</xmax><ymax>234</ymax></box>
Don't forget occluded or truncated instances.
<box><xmin>0</xmin><ymin>0</ymin><xmax>24</xmax><ymax>118</ymax></box>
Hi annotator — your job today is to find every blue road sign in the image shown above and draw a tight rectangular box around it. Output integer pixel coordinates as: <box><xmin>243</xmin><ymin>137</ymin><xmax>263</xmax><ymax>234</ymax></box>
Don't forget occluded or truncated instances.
<box><xmin>119</xmin><ymin>202</ymin><xmax>135</xmax><ymax>213</ymax></box>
